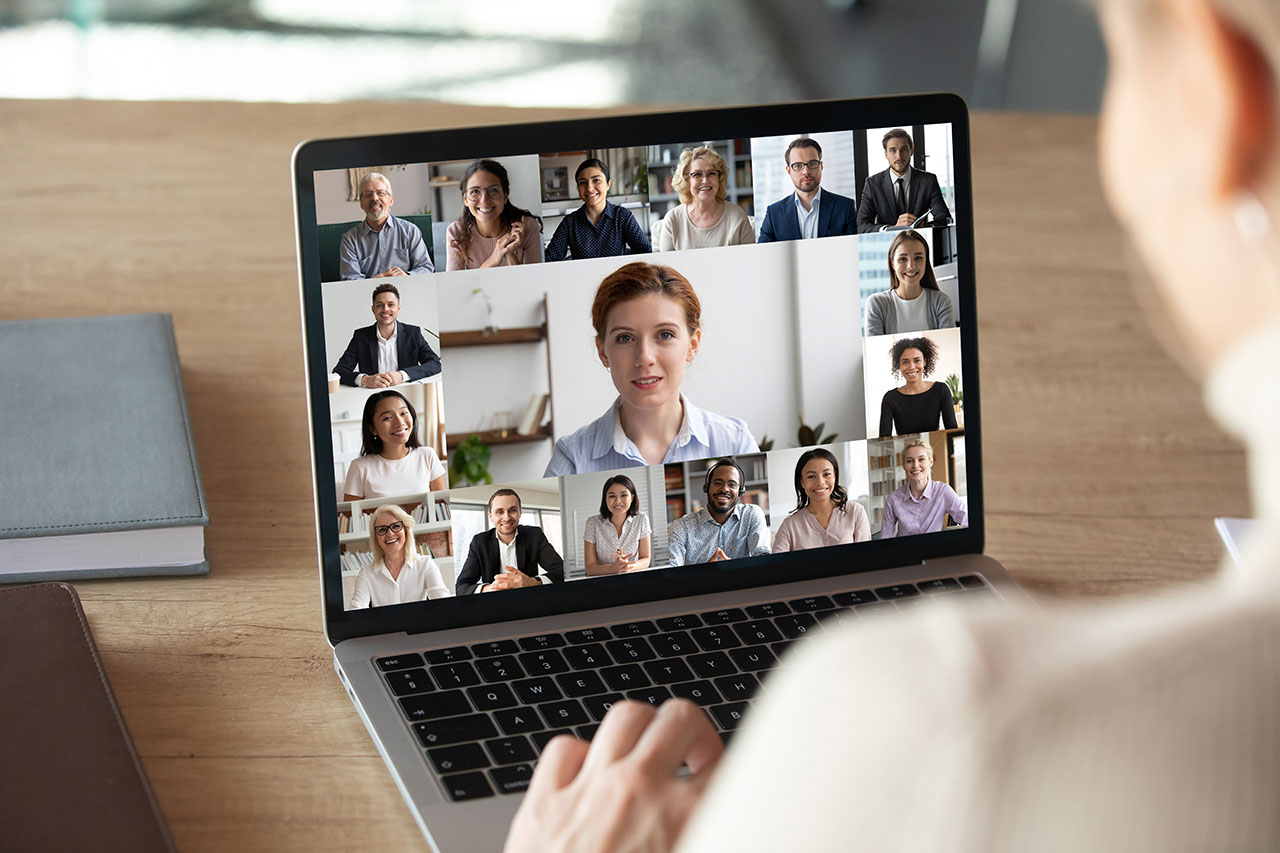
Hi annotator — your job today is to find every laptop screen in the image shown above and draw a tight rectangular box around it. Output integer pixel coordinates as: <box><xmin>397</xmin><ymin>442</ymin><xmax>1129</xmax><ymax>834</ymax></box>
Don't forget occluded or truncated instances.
<box><xmin>294</xmin><ymin>96</ymin><xmax>982</xmax><ymax>642</ymax></box>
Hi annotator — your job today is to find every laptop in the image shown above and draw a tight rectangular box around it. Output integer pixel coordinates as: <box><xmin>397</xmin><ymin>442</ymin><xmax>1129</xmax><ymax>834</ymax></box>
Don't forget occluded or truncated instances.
<box><xmin>292</xmin><ymin>93</ymin><xmax>1021</xmax><ymax>851</ymax></box>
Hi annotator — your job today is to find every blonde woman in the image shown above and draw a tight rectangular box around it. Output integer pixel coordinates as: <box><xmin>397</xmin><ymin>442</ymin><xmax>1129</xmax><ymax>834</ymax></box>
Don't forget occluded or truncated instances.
<box><xmin>348</xmin><ymin>504</ymin><xmax>449</xmax><ymax>608</ymax></box>
<box><xmin>654</xmin><ymin>146</ymin><xmax>755</xmax><ymax>252</ymax></box>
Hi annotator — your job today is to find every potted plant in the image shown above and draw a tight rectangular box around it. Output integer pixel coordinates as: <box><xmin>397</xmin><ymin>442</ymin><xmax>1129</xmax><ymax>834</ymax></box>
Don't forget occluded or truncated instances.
<box><xmin>449</xmin><ymin>434</ymin><xmax>493</xmax><ymax>487</ymax></box>
<box><xmin>945</xmin><ymin>374</ymin><xmax>964</xmax><ymax>428</ymax></box>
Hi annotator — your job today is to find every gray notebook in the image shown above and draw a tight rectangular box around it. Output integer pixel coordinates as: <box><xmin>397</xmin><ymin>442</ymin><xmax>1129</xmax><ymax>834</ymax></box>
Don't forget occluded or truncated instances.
<box><xmin>0</xmin><ymin>313</ymin><xmax>209</xmax><ymax>582</ymax></box>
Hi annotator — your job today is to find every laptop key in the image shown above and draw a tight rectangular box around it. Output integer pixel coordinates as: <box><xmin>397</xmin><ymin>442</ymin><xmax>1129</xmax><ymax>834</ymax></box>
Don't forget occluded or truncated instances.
<box><xmin>856</xmin><ymin>602</ymin><xmax>897</xmax><ymax>617</ymax></box>
<box><xmin>399</xmin><ymin>690</ymin><xmax>470</xmax><ymax>722</ymax></box>
<box><xmin>467</xmin><ymin>683</ymin><xmax>519</xmax><ymax>711</ymax></box>
<box><xmin>626</xmin><ymin>686</ymin><xmax>673</xmax><ymax>707</ymax></box>
<box><xmin>427</xmin><ymin>742</ymin><xmax>490</xmax><ymax>775</ymax></box>
<box><xmin>531</xmin><ymin>729</ymin><xmax>574</xmax><ymax>753</ymax></box>
<box><xmin>429</xmin><ymin>662</ymin><xmax>481</xmax><ymax>689</ymax></box>
<box><xmin>958</xmin><ymin>575</ymin><xmax>986</xmax><ymax>589</ymax></box>
<box><xmin>576</xmin><ymin>723</ymin><xmax>600</xmax><ymax>741</ymax></box>
<box><xmin>918</xmin><ymin>577</ymin><xmax>961</xmax><ymax>593</ymax></box>
<box><xmin>475</xmin><ymin>656</ymin><xmax>525</xmax><ymax>683</ymax></box>
<box><xmin>473</xmin><ymin>640</ymin><xmax>519</xmax><ymax>658</ymax></box>
<box><xmin>484</xmin><ymin>735</ymin><xmax>537</xmax><ymax>765</ymax></box>
<box><xmin>606</xmin><ymin>637</ymin><xmax>656</xmax><ymax>664</ymax></box>
<box><xmin>556</xmin><ymin>670</ymin><xmax>608</xmax><ymax>698</ymax></box>
<box><xmin>385</xmin><ymin>668</ymin><xmax>434</xmax><ymax>696</ymax></box>
<box><xmin>656</xmin><ymin>613</ymin><xmax>703</xmax><ymax>631</ymax></box>
<box><xmin>732</xmin><ymin>620</ymin><xmax>782</xmax><ymax>646</ymax></box>
<box><xmin>493</xmin><ymin>708</ymin><xmax>544</xmax><ymax>735</ymax></box>
<box><xmin>376</xmin><ymin>653</ymin><xmax>423</xmax><ymax>671</ymax></box>
<box><xmin>700</xmin><ymin>607</ymin><xmax>747</xmax><ymax>624</ymax></box>
<box><xmin>564</xmin><ymin>643</ymin><xmax>611</xmax><ymax>670</ymax></box>
<box><xmin>833</xmin><ymin>589</ymin><xmax>876</xmax><ymax>607</ymax></box>
<box><xmin>775</xmin><ymin>613</ymin><xmax>822</xmax><ymax>639</ymax></box>
<box><xmin>714</xmin><ymin>674</ymin><xmax>759</xmax><ymax>702</ymax></box>
<box><xmin>728</xmin><ymin>645</ymin><xmax>776</xmax><ymax>673</ymax></box>
<box><xmin>518</xmin><ymin>649</ymin><xmax>570</xmax><ymax>675</ymax></box>
<box><xmin>709</xmin><ymin>702</ymin><xmax>749</xmax><ymax>730</ymax></box>
<box><xmin>745</xmin><ymin>601</ymin><xmax>790</xmax><ymax>619</ymax></box>
<box><xmin>414</xmin><ymin>713</ymin><xmax>497</xmax><ymax>748</ymax></box>
<box><xmin>670</xmin><ymin>680</ymin><xmax>722</xmax><ymax>706</ymax></box>
<box><xmin>512</xmin><ymin>676</ymin><xmax>562</xmax><ymax>704</ymax></box>
<box><xmin>601</xmin><ymin>663</ymin><xmax>651</xmax><ymax>691</ymax></box>
<box><xmin>539</xmin><ymin>699</ymin><xmax>589</xmax><ymax>727</ymax></box>
<box><xmin>610</xmin><ymin>620</ymin><xmax>658</xmax><ymax>637</ymax></box>
<box><xmin>788</xmin><ymin>595</ymin><xmax>835</xmax><ymax>612</ymax></box>
<box><xmin>565</xmin><ymin>627</ymin><xmax>610</xmax><ymax>644</ymax></box>
<box><xmin>688</xmin><ymin>651</ymin><xmax>734</xmax><ymax>679</ymax></box>
<box><xmin>770</xmin><ymin>641</ymin><xmax>793</xmax><ymax>658</ymax></box>
<box><xmin>874</xmin><ymin>583</ymin><xmax>920</xmax><ymax>600</ymax></box>
<box><xmin>490</xmin><ymin>763</ymin><xmax>534</xmax><ymax>794</ymax></box>
<box><xmin>441</xmin><ymin>771</ymin><xmax>493</xmax><ymax>802</ymax></box>
<box><xmin>518</xmin><ymin>633</ymin><xmax>566</xmax><ymax>651</ymax></box>
<box><xmin>583</xmin><ymin>693</ymin><xmax>625</xmax><ymax>721</ymax></box>
<box><xmin>643</xmin><ymin>658</ymin><xmax>695</xmax><ymax>685</ymax></box>
<box><xmin>691</xmin><ymin>625</ymin><xmax>741</xmax><ymax>651</ymax></box>
<box><xmin>650</xmin><ymin>631</ymin><xmax>696</xmax><ymax>658</ymax></box>
<box><xmin>425</xmin><ymin>646</ymin><xmax>472</xmax><ymax>664</ymax></box>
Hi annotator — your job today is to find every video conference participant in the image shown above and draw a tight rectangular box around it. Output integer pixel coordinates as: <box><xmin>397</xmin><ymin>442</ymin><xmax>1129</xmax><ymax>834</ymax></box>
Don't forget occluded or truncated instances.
<box><xmin>864</xmin><ymin>230</ymin><xmax>955</xmax><ymax>336</ymax></box>
<box><xmin>545</xmin><ymin>262</ymin><xmax>759</xmax><ymax>476</ymax></box>
<box><xmin>348</xmin><ymin>504</ymin><xmax>450</xmax><ymax>608</ymax></box>
<box><xmin>455</xmin><ymin>489</ymin><xmax>565</xmax><ymax>594</ymax></box>
<box><xmin>338</xmin><ymin>172</ymin><xmax>434</xmax><ymax>280</ymax></box>
<box><xmin>879</xmin><ymin>438</ymin><xmax>967</xmax><ymax>538</ymax></box>
<box><xmin>856</xmin><ymin>128</ymin><xmax>953</xmax><ymax>233</ymax></box>
<box><xmin>445</xmin><ymin>159</ymin><xmax>543</xmax><ymax>270</ymax></box>
<box><xmin>545</xmin><ymin>158</ymin><xmax>652</xmax><ymax>262</ymax></box>
<box><xmin>756</xmin><ymin>137</ymin><xmax>857</xmax><ymax>243</ymax></box>
<box><xmin>772</xmin><ymin>447</ymin><xmax>870</xmax><ymax>552</ymax></box>
<box><xmin>877</xmin><ymin>336</ymin><xmax>958</xmax><ymax>437</ymax></box>
<box><xmin>654</xmin><ymin>146</ymin><xmax>755</xmax><ymax>252</ymax></box>
<box><xmin>343</xmin><ymin>390</ymin><xmax>447</xmax><ymax>500</ymax></box>
<box><xmin>667</xmin><ymin>458</ymin><xmax>770</xmax><ymax>566</ymax></box>
<box><xmin>332</xmin><ymin>283</ymin><xmax>442</xmax><ymax>388</ymax></box>
<box><xmin>583</xmin><ymin>474</ymin><xmax>653</xmax><ymax>575</ymax></box>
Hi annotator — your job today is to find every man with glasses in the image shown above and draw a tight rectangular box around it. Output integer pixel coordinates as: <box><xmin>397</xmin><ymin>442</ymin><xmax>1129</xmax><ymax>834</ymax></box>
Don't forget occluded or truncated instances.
<box><xmin>757</xmin><ymin>138</ymin><xmax>858</xmax><ymax>243</ymax></box>
<box><xmin>339</xmin><ymin>172</ymin><xmax>434</xmax><ymax>279</ymax></box>
<box><xmin>857</xmin><ymin>128</ymin><xmax>952</xmax><ymax>233</ymax></box>
<box><xmin>667</xmin><ymin>458</ymin><xmax>770</xmax><ymax>566</ymax></box>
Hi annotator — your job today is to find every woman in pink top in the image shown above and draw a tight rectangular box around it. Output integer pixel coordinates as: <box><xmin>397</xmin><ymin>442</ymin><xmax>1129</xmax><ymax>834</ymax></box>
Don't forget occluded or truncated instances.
<box><xmin>445</xmin><ymin>159</ymin><xmax>543</xmax><ymax>270</ymax></box>
<box><xmin>772</xmin><ymin>447</ymin><xmax>870</xmax><ymax>553</ymax></box>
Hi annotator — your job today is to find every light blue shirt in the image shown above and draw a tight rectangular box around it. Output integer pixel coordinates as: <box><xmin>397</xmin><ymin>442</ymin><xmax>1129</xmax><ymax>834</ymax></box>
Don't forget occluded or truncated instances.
<box><xmin>667</xmin><ymin>503</ymin><xmax>770</xmax><ymax>566</ymax></box>
<box><xmin>792</xmin><ymin>187</ymin><xmax>822</xmax><ymax>240</ymax></box>
<box><xmin>339</xmin><ymin>215</ymin><xmax>434</xmax><ymax>280</ymax></box>
<box><xmin>544</xmin><ymin>395</ymin><xmax>759</xmax><ymax>477</ymax></box>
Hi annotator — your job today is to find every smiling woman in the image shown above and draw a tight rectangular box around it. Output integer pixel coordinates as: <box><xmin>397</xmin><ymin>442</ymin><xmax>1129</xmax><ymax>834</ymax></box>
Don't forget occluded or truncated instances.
<box><xmin>863</xmin><ymin>229</ymin><xmax>954</xmax><ymax>336</ymax></box>
<box><xmin>654</xmin><ymin>146</ymin><xmax>755</xmax><ymax>252</ymax></box>
<box><xmin>348</xmin><ymin>504</ymin><xmax>450</xmax><ymax>608</ymax></box>
<box><xmin>771</xmin><ymin>447</ymin><xmax>869</xmax><ymax>552</ymax></box>
<box><xmin>445</xmin><ymin>158</ymin><xmax>544</xmax><ymax>270</ymax></box>
<box><xmin>877</xmin><ymin>334</ymin><xmax>956</xmax><ymax>437</ymax></box>
<box><xmin>343</xmin><ymin>389</ymin><xmax>448</xmax><ymax>499</ymax></box>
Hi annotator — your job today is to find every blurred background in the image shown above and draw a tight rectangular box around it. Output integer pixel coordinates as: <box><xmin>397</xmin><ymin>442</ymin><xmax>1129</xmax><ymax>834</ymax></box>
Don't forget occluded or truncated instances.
<box><xmin>0</xmin><ymin>0</ymin><xmax>1105</xmax><ymax>110</ymax></box>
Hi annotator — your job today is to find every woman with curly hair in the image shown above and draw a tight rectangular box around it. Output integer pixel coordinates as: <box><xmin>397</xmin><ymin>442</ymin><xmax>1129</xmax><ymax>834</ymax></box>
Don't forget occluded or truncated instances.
<box><xmin>877</xmin><ymin>335</ymin><xmax>956</xmax><ymax>437</ymax></box>
<box><xmin>771</xmin><ymin>447</ymin><xmax>870</xmax><ymax>553</ymax></box>
<box><xmin>445</xmin><ymin>159</ymin><xmax>543</xmax><ymax>270</ymax></box>
<box><xmin>654</xmin><ymin>146</ymin><xmax>755</xmax><ymax>252</ymax></box>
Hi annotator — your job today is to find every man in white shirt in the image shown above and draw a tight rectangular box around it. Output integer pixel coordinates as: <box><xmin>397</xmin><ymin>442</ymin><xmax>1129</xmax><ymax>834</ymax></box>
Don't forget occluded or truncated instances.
<box><xmin>455</xmin><ymin>489</ymin><xmax>564</xmax><ymax>595</ymax></box>
<box><xmin>331</xmin><ymin>283</ymin><xmax>441</xmax><ymax>388</ymax></box>
<box><xmin>856</xmin><ymin>128</ymin><xmax>953</xmax><ymax>233</ymax></box>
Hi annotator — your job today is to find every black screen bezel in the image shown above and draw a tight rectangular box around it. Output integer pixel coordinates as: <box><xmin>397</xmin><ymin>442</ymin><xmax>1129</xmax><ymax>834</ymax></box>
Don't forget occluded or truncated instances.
<box><xmin>292</xmin><ymin>94</ymin><xmax>982</xmax><ymax>646</ymax></box>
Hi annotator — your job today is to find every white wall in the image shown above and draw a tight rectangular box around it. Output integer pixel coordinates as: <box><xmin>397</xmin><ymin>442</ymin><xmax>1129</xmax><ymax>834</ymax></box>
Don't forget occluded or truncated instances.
<box><xmin>314</xmin><ymin>163</ymin><xmax>435</xmax><ymax>226</ymax></box>
<box><xmin>862</xmin><ymin>326</ymin><xmax>964</xmax><ymax>437</ymax></box>
<box><xmin>750</xmin><ymin>130</ymin><xmax>857</xmax><ymax>223</ymax></box>
<box><xmin>320</xmin><ymin>276</ymin><xmax>442</xmax><ymax>371</ymax></box>
<box><xmin>765</xmin><ymin>440</ymin><xmax>871</xmax><ymax>544</ymax></box>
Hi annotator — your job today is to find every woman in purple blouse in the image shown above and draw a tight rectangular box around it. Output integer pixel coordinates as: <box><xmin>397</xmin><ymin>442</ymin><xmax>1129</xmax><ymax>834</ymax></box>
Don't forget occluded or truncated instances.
<box><xmin>878</xmin><ymin>437</ymin><xmax>967</xmax><ymax>538</ymax></box>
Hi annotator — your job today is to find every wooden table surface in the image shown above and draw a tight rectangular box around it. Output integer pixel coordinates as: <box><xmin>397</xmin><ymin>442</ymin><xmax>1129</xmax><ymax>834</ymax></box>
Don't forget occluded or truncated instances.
<box><xmin>0</xmin><ymin>100</ymin><xmax>1249</xmax><ymax>851</ymax></box>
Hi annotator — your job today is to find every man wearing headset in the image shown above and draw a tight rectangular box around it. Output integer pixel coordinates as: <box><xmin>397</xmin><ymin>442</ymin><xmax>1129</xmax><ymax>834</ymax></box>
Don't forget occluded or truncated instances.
<box><xmin>667</xmin><ymin>458</ymin><xmax>771</xmax><ymax>566</ymax></box>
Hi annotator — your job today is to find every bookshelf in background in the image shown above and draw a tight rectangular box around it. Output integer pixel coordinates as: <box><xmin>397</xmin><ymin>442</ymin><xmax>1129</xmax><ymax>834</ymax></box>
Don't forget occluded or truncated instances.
<box><xmin>662</xmin><ymin>452</ymin><xmax>769</xmax><ymax>525</ymax></box>
<box><xmin>646</xmin><ymin>139</ymin><xmax>754</xmax><ymax>228</ymax></box>
<box><xmin>338</xmin><ymin>489</ymin><xmax>454</xmax><ymax>578</ymax></box>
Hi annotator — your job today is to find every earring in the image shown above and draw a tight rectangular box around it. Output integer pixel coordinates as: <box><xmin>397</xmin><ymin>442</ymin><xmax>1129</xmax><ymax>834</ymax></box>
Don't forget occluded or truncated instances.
<box><xmin>1232</xmin><ymin>190</ymin><xmax>1272</xmax><ymax>246</ymax></box>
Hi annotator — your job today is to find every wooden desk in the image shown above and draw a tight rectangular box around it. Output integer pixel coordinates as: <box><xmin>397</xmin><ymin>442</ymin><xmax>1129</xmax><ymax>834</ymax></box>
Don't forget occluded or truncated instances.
<box><xmin>0</xmin><ymin>101</ymin><xmax>1248</xmax><ymax>851</ymax></box>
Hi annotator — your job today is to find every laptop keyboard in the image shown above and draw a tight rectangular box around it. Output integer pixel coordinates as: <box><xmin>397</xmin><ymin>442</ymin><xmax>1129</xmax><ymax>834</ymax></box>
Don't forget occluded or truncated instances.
<box><xmin>374</xmin><ymin>574</ymin><xmax>994</xmax><ymax>802</ymax></box>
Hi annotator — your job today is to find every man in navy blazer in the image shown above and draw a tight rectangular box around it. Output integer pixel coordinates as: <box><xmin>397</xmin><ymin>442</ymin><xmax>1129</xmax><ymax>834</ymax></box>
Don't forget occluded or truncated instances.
<box><xmin>857</xmin><ymin>128</ymin><xmax>953</xmax><ymax>233</ymax></box>
<box><xmin>757</xmin><ymin>137</ymin><xmax>858</xmax><ymax>243</ymax></box>
<box><xmin>455</xmin><ymin>489</ymin><xmax>565</xmax><ymax>595</ymax></box>
<box><xmin>332</xmin><ymin>283</ymin><xmax>442</xmax><ymax>388</ymax></box>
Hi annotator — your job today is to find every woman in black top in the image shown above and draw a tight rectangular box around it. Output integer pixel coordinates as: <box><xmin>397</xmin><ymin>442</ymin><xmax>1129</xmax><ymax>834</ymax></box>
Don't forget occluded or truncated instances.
<box><xmin>878</xmin><ymin>335</ymin><xmax>957</xmax><ymax>437</ymax></box>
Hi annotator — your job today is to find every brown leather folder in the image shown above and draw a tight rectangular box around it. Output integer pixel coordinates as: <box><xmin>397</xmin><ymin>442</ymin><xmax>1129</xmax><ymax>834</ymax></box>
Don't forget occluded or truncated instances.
<box><xmin>0</xmin><ymin>583</ymin><xmax>175</xmax><ymax>852</ymax></box>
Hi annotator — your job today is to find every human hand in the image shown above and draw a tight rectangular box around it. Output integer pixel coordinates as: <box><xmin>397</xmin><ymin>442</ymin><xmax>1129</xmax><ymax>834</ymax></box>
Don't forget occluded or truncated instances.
<box><xmin>484</xmin><ymin>566</ymin><xmax>524</xmax><ymax>592</ymax></box>
<box><xmin>375</xmin><ymin>265</ymin><xmax>406</xmax><ymax>277</ymax></box>
<box><xmin>708</xmin><ymin>547</ymin><xmax>729</xmax><ymax>563</ymax></box>
<box><xmin>895</xmin><ymin>213</ymin><xmax>916</xmax><ymax>227</ymax></box>
<box><xmin>361</xmin><ymin>372</ymin><xmax>397</xmax><ymax>388</ymax></box>
<box><xmin>505</xmin><ymin>699</ymin><xmax>723</xmax><ymax>853</ymax></box>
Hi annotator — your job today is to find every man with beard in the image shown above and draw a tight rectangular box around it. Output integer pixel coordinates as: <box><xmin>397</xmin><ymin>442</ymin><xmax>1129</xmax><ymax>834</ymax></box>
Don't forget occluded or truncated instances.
<box><xmin>857</xmin><ymin>128</ymin><xmax>952</xmax><ymax>233</ymax></box>
<box><xmin>666</xmin><ymin>458</ymin><xmax>770</xmax><ymax>566</ymax></box>
<box><xmin>756</xmin><ymin>138</ymin><xmax>857</xmax><ymax>243</ymax></box>
<box><xmin>339</xmin><ymin>172</ymin><xmax>434</xmax><ymax>279</ymax></box>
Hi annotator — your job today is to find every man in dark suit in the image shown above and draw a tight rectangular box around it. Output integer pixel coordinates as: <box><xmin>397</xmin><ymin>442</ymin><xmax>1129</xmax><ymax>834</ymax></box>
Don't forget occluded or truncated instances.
<box><xmin>332</xmin><ymin>283</ymin><xmax>441</xmax><ymax>388</ymax></box>
<box><xmin>857</xmin><ymin>128</ymin><xmax>953</xmax><ymax>233</ymax></box>
<box><xmin>757</xmin><ymin>137</ymin><xmax>858</xmax><ymax>243</ymax></box>
<box><xmin>455</xmin><ymin>489</ymin><xmax>565</xmax><ymax>595</ymax></box>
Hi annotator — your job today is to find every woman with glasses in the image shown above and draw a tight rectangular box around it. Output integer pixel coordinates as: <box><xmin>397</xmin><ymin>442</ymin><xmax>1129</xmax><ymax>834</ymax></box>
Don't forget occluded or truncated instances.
<box><xmin>445</xmin><ymin>158</ymin><xmax>544</xmax><ymax>270</ymax></box>
<box><xmin>348</xmin><ymin>504</ymin><xmax>450</xmax><ymax>608</ymax></box>
<box><xmin>654</xmin><ymin>146</ymin><xmax>755</xmax><ymax>252</ymax></box>
<box><xmin>343</xmin><ymin>390</ymin><xmax>447</xmax><ymax>500</ymax></box>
